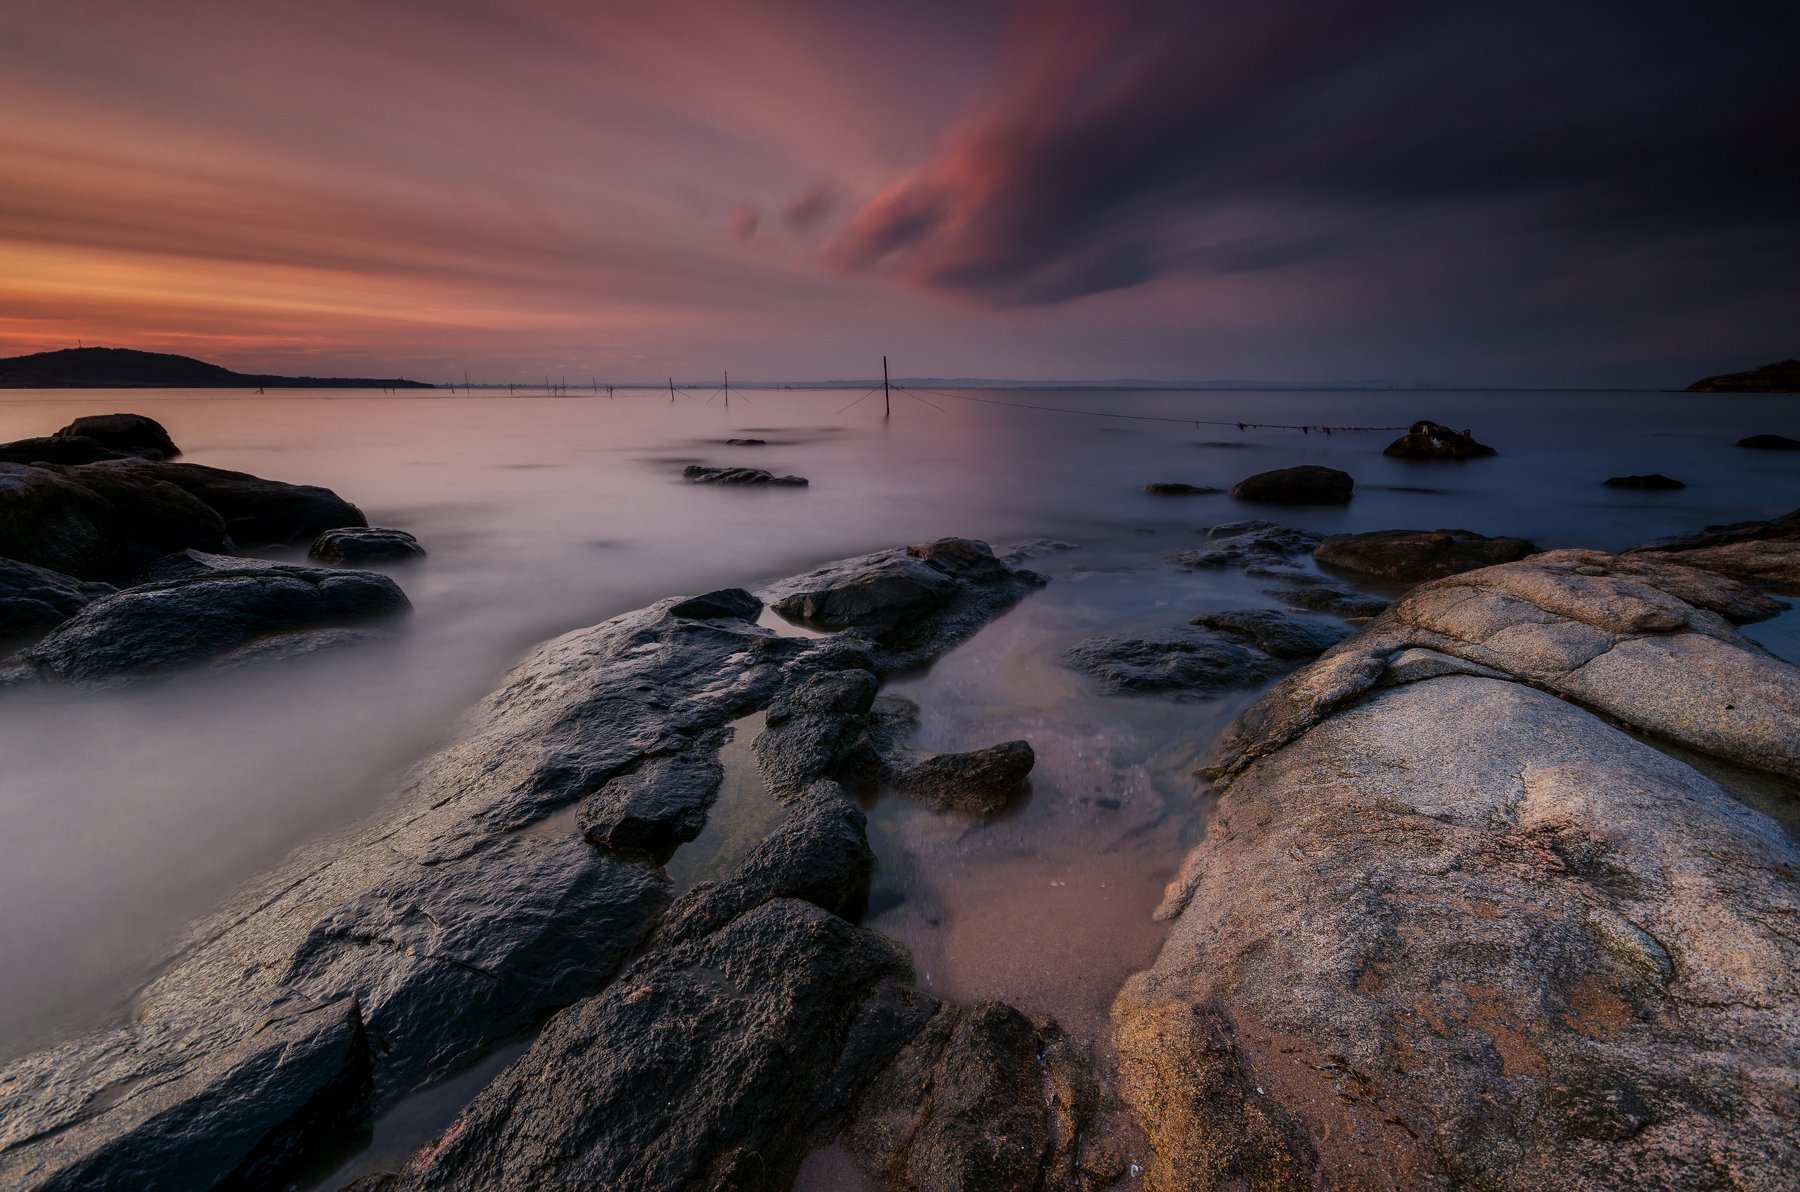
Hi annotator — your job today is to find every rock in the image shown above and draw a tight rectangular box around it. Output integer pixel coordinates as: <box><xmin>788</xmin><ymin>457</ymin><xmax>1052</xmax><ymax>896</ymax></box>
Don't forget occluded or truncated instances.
<box><xmin>1167</xmin><ymin>521</ymin><xmax>1322</xmax><ymax>570</ymax></box>
<box><xmin>1736</xmin><ymin>433</ymin><xmax>1800</xmax><ymax>450</ymax></box>
<box><xmin>846</xmin><ymin>1001</ymin><xmax>1118</xmax><ymax>1191</ymax></box>
<box><xmin>0</xmin><ymin>461</ymin><xmax>228</xmax><ymax>581</ymax></box>
<box><xmin>1064</xmin><ymin>609</ymin><xmax>1347</xmax><ymax>698</ymax></box>
<box><xmin>0</xmin><ymin>557</ymin><xmax>115</xmax><ymax>648</ymax></box>
<box><xmin>577</xmin><ymin>742</ymin><xmax>725</xmax><ymax>858</ymax></box>
<box><xmin>309</xmin><ymin>527</ymin><xmax>425</xmax><ymax>565</ymax></box>
<box><xmin>764</xmin><ymin>537</ymin><xmax>1043</xmax><ymax>671</ymax></box>
<box><xmin>1257</xmin><ymin>576</ymin><xmax>1390</xmax><ymax>619</ymax></box>
<box><xmin>1382</xmin><ymin>419</ymin><xmax>1498</xmax><ymax>459</ymax></box>
<box><xmin>725</xmin><ymin>437</ymin><xmax>767</xmax><ymax>446</ymax></box>
<box><xmin>53</xmin><ymin>413</ymin><xmax>180</xmax><ymax>459</ymax></box>
<box><xmin>875</xmin><ymin>739</ymin><xmax>1035</xmax><ymax>819</ymax></box>
<box><xmin>1228</xmin><ymin>465</ymin><xmax>1353</xmax><ymax>505</ymax></box>
<box><xmin>1144</xmin><ymin>482</ymin><xmax>1223</xmax><ymax>495</ymax></box>
<box><xmin>1605</xmin><ymin>473</ymin><xmax>1685</xmax><ymax>490</ymax></box>
<box><xmin>0</xmin><ymin>541</ymin><xmax>1043</xmax><ymax>1190</ymax></box>
<box><xmin>666</xmin><ymin>586</ymin><xmax>763</xmax><ymax>621</ymax></box>
<box><xmin>0</xmin><ymin>435</ymin><xmax>133</xmax><ymax>465</ymax></box>
<box><xmin>1315</xmin><ymin>528</ymin><xmax>1540</xmax><ymax>584</ymax></box>
<box><xmin>683</xmin><ymin>464</ymin><xmax>808</xmax><ymax>486</ymax></box>
<box><xmin>19</xmin><ymin>561</ymin><xmax>411</xmax><ymax>682</ymax></box>
<box><xmin>1687</xmin><ymin>359</ymin><xmax>1800</xmax><ymax>393</ymax></box>
<box><xmin>123</xmin><ymin>460</ymin><xmax>367</xmax><ymax>545</ymax></box>
<box><xmin>1119</xmin><ymin>648</ymin><xmax>1800</xmax><ymax>1186</ymax></box>
<box><xmin>754</xmin><ymin>669</ymin><xmax>882</xmax><ymax>797</ymax></box>
<box><xmin>1627</xmin><ymin>508</ymin><xmax>1800</xmax><ymax>595</ymax></box>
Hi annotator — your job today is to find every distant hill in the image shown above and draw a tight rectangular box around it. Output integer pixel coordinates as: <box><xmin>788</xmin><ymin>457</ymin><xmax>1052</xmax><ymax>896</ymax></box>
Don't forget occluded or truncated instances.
<box><xmin>1686</xmin><ymin>359</ymin><xmax>1800</xmax><ymax>393</ymax></box>
<box><xmin>0</xmin><ymin>347</ymin><xmax>434</xmax><ymax>389</ymax></box>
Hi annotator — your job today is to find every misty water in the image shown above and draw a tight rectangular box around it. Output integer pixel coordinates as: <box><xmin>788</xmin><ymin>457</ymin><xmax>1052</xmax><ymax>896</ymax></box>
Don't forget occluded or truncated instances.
<box><xmin>2</xmin><ymin>384</ymin><xmax>1795</xmax><ymax>1091</ymax></box>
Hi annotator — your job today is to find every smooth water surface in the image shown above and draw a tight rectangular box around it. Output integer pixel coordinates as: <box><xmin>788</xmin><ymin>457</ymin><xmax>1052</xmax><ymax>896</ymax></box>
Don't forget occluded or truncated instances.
<box><xmin>1</xmin><ymin>385</ymin><xmax>1795</xmax><ymax>1060</ymax></box>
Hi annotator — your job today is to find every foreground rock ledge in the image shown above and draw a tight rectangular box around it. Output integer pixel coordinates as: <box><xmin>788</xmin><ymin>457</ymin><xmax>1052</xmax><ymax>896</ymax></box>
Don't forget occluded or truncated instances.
<box><xmin>1115</xmin><ymin>550</ymin><xmax>1800</xmax><ymax>1190</ymax></box>
<box><xmin>0</xmin><ymin>538</ymin><xmax>1042</xmax><ymax>1191</ymax></box>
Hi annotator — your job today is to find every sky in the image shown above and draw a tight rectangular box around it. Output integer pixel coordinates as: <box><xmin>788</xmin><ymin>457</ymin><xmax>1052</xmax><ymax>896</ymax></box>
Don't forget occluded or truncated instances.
<box><xmin>1</xmin><ymin>0</ymin><xmax>1795</xmax><ymax>387</ymax></box>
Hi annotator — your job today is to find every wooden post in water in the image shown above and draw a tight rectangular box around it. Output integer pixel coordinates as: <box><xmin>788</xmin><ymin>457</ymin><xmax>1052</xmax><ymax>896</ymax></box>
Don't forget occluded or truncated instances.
<box><xmin>669</xmin><ymin>377</ymin><xmax>676</xmax><ymax>403</ymax></box>
<box><xmin>724</xmin><ymin>371</ymin><xmax>729</xmax><ymax>411</ymax></box>
<box><xmin>883</xmin><ymin>355</ymin><xmax>891</xmax><ymax>418</ymax></box>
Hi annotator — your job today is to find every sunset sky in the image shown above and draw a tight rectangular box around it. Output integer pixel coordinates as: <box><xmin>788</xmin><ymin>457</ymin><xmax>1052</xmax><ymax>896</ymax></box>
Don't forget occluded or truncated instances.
<box><xmin>2</xmin><ymin>0</ymin><xmax>1794</xmax><ymax>386</ymax></box>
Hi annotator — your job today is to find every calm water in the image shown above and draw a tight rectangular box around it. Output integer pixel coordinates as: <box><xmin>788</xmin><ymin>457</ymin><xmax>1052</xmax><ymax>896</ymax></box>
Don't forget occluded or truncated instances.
<box><xmin>1</xmin><ymin>386</ymin><xmax>1795</xmax><ymax>1068</ymax></box>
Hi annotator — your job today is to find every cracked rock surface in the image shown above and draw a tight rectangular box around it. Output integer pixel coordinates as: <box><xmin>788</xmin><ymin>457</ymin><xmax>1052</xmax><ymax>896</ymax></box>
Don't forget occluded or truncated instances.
<box><xmin>1116</xmin><ymin>549</ymin><xmax>1800</xmax><ymax>1190</ymax></box>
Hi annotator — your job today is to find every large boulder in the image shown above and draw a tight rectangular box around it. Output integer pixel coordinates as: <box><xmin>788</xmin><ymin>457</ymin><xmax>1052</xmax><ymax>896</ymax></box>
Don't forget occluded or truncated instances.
<box><xmin>0</xmin><ymin>557</ymin><xmax>116</xmax><ymax>649</ymax></box>
<box><xmin>309</xmin><ymin>527</ymin><xmax>426</xmax><ymax>565</ymax></box>
<box><xmin>1116</xmin><ymin>555</ymin><xmax>1800</xmax><ymax>1187</ymax></box>
<box><xmin>18</xmin><ymin>558</ymin><xmax>410</xmax><ymax>682</ymax></box>
<box><xmin>0</xmin><ymin>461</ymin><xmax>228</xmax><ymax>581</ymax></box>
<box><xmin>1315</xmin><ymin>527</ymin><xmax>1540</xmax><ymax>584</ymax></box>
<box><xmin>54</xmin><ymin>413</ymin><xmax>180</xmax><ymax>459</ymax></box>
<box><xmin>120</xmin><ymin>460</ymin><xmax>366</xmax><ymax>545</ymax></box>
<box><xmin>1228</xmin><ymin>465</ymin><xmax>1353</xmax><ymax>505</ymax></box>
<box><xmin>1382</xmin><ymin>419</ymin><xmax>1497</xmax><ymax>459</ymax></box>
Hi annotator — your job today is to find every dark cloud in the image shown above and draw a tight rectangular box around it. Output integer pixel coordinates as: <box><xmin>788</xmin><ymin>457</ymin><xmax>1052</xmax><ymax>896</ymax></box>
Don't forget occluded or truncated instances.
<box><xmin>827</xmin><ymin>0</ymin><xmax>1800</xmax><ymax>308</ymax></box>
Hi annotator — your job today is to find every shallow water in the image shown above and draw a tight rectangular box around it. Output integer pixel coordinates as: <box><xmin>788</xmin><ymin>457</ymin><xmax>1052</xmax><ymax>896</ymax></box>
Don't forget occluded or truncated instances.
<box><xmin>1</xmin><ymin>384</ymin><xmax>1795</xmax><ymax>1070</ymax></box>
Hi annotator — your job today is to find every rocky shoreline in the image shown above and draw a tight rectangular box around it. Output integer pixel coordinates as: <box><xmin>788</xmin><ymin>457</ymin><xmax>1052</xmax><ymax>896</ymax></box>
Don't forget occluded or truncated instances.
<box><xmin>2</xmin><ymin>410</ymin><xmax>1797</xmax><ymax>1190</ymax></box>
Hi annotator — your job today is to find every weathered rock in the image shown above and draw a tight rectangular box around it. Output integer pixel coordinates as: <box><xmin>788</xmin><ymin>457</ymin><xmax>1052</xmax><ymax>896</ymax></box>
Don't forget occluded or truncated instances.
<box><xmin>0</xmin><ymin>435</ymin><xmax>132</xmax><ymax>466</ymax></box>
<box><xmin>19</xmin><ymin>561</ymin><xmax>411</xmax><ymax>682</ymax></box>
<box><xmin>1382</xmin><ymin>419</ymin><xmax>1497</xmax><ymax>459</ymax></box>
<box><xmin>0</xmin><ymin>557</ymin><xmax>115</xmax><ymax>648</ymax></box>
<box><xmin>683</xmin><ymin>464</ymin><xmax>808</xmax><ymax>486</ymax></box>
<box><xmin>53</xmin><ymin>413</ymin><xmax>180</xmax><ymax>459</ymax></box>
<box><xmin>1604</xmin><ymin>473</ymin><xmax>1685</xmax><ymax>490</ymax></box>
<box><xmin>122</xmin><ymin>460</ymin><xmax>367</xmax><ymax>545</ymax></box>
<box><xmin>577</xmin><ymin>741</ymin><xmax>725</xmax><ymax>858</ymax></box>
<box><xmin>1228</xmin><ymin>465</ymin><xmax>1353</xmax><ymax>505</ymax></box>
<box><xmin>1167</xmin><ymin>521</ymin><xmax>1322</xmax><ymax>570</ymax></box>
<box><xmin>666</xmin><ymin>586</ymin><xmax>764</xmax><ymax>621</ymax></box>
<box><xmin>1119</xmin><ymin>663</ymin><xmax>1800</xmax><ymax>1189</ymax></box>
<box><xmin>1315</xmin><ymin>528</ymin><xmax>1540</xmax><ymax>584</ymax></box>
<box><xmin>1628</xmin><ymin>508</ymin><xmax>1800</xmax><ymax>595</ymax></box>
<box><xmin>1144</xmin><ymin>482</ymin><xmax>1223</xmax><ymax>495</ymax></box>
<box><xmin>0</xmin><ymin>544</ymin><xmax>1043</xmax><ymax>1190</ymax></box>
<box><xmin>754</xmin><ymin>668</ymin><xmax>882</xmax><ymax>797</ymax></box>
<box><xmin>0</xmin><ymin>461</ymin><xmax>228</xmax><ymax>581</ymax></box>
<box><xmin>875</xmin><ymin>739</ymin><xmax>1035</xmax><ymax>819</ymax></box>
<box><xmin>1628</xmin><ymin>507</ymin><xmax>1800</xmax><ymax>554</ymax></box>
<box><xmin>1735</xmin><ymin>433</ymin><xmax>1800</xmax><ymax>449</ymax></box>
<box><xmin>1065</xmin><ymin>609</ymin><xmax>1346</xmax><ymax>699</ymax></box>
<box><xmin>765</xmin><ymin>537</ymin><xmax>1043</xmax><ymax>671</ymax></box>
<box><xmin>309</xmin><ymin>527</ymin><xmax>425</xmax><ymax>565</ymax></box>
<box><xmin>847</xmin><ymin>1001</ymin><xmax>1119</xmax><ymax>1191</ymax></box>
<box><xmin>1257</xmin><ymin>576</ymin><xmax>1390</xmax><ymax>619</ymax></box>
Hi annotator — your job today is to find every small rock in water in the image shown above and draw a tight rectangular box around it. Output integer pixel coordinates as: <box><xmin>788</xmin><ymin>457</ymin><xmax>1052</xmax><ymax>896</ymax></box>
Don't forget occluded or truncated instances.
<box><xmin>1382</xmin><ymin>419</ymin><xmax>1497</xmax><ymax>459</ymax></box>
<box><xmin>683</xmin><ymin>464</ymin><xmax>808</xmax><ymax>486</ymax></box>
<box><xmin>1228</xmin><ymin>465</ymin><xmax>1353</xmax><ymax>505</ymax></box>
<box><xmin>1167</xmin><ymin>521</ymin><xmax>1322</xmax><ymax>569</ymax></box>
<box><xmin>1737</xmin><ymin>433</ymin><xmax>1800</xmax><ymax>450</ymax></box>
<box><xmin>1315</xmin><ymin>528</ymin><xmax>1538</xmax><ymax>583</ymax></box>
<box><xmin>309</xmin><ymin>526</ymin><xmax>426</xmax><ymax>564</ymax></box>
<box><xmin>1143</xmin><ymin>482</ymin><xmax>1222</xmax><ymax>495</ymax></box>
<box><xmin>1605</xmin><ymin>473</ymin><xmax>1685</xmax><ymax>490</ymax></box>
<box><xmin>724</xmin><ymin>437</ymin><xmax>767</xmax><ymax>446</ymax></box>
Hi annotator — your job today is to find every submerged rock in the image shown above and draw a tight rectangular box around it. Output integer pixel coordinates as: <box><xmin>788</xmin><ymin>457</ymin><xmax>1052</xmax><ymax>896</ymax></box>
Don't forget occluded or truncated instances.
<box><xmin>683</xmin><ymin>464</ymin><xmax>808</xmax><ymax>486</ymax></box>
<box><xmin>1118</xmin><ymin>553</ymin><xmax>1800</xmax><ymax>1187</ymax></box>
<box><xmin>1064</xmin><ymin>609</ymin><xmax>1347</xmax><ymax>699</ymax></box>
<box><xmin>0</xmin><ymin>557</ymin><xmax>115</xmax><ymax>649</ymax></box>
<box><xmin>1143</xmin><ymin>482</ymin><xmax>1222</xmax><ymax>495</ymax></box>
<box><xmin>1256</xmin><ymin>573</ymin><xmax>1390</xmax><ymax>619</ymax></box>
<box><xmin>1167</xmin><ymin>520</ymin><xmax>1322</xmax><ymax>570</ymax></box>
<box><xmin>309</xmin><ymin>526</ymin><xmax>426</xmax><ymax>565</ymax></box>
<box><xmin>18</xmin><ymin>559</ymin><xmax>410</xmax><ymax>682</ymax></box>
<box><xmin>1736</xmin><ymin>433</ymin><xmax>1800</xmax><ymax>449</ymax></box>
<box><xmin>1228</xmin><ymin>464</ymin><xmax>1353</xmax><ymax>505</ymax></box>
<box><xmin>1382</xmin><ymin>418</ymin><xmax>1497</xmax><ymax>459</ymax></box>
<box><xmin>1314</xmin><ymin>527</ymin><xmax>1539</xmax><ymax>583</ymax></box>
<box><xmin>1605</xmin><ymin>473</ymin><xmax>1685</xmax><ymax>490</ymax></box>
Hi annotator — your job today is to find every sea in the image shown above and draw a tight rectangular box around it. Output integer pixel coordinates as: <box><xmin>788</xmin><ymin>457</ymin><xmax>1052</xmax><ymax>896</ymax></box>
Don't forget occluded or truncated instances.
<box><xmin>0</xmin><ymin>385</ymin><xmax>1794</xmax><ymax>1180</ymax></box>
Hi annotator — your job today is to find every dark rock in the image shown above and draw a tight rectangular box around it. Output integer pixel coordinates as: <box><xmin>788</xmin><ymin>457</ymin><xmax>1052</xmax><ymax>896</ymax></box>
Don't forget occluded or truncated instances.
<box><xmin>1259</xmin><ymin>579</ymin><xmax>1390</xmax><ymax>620</ymax></box>
<box><xmin>125</xmin><ymin>460</ymin><xmax>367</xmax><ymax>545</ymax></box>
<box><xmin>1315</xmin><ymin>527</ymin><xmax>1539</xmax><ymax>583</ymax></box>
<box><xmin>1605</xmin><ymin>473</ymin><xmax>1685</xmax><ymax>490</ymax></box>
<box><xmin>0</xmin><ymin>461</ymin><xmax>228</xmax><ymax>581</ymax></box>
<box><xmin>876</xmin><ymin>739</ymin><xmax>1034</xmax><ymax>818</ymax></box>
<box><xmin>754</xmin><ymin>669</ymin><xmax>882</xmax><ymax>797</ymax></box>
<box><xmin>0</xmin><ymin>557</ymin><xmax>115</xmax><ymax>648</ymax></box>
<box><xmin>1736</xmin><ymin>433</ymin><xmax>1800</xmax><ymax>450</ymax></box>
<box><xmin>847</xmin><ymin>1001</ymin><xmax>1118</xmax><ymax>1192</ymax></box>
<box><xmin>19</xmin><ymin>561</ymin><xmax>410</xmax><ymax>682</ymax></box>
<box><xmin>0</xmin><ymin>434</ymin><xmax>132</xmax><ymax>465</ymax></box>
<box><xmin>764</xmin><ymin>537</ymin><xmax>1043</xmax><ymax>671</ymax></box>
<box><xmin>309</xmin><ymin>527</ymin><xmax>425</xmax><ymax>565</ymax></box>
<box><xmin>1627</xmin><ymin>509</ymin><xmax>1800</xmax><ymax>596</ymax></box>
<box><xmin>1191</xmin><ymin>608</ymin><xmax>1352</xmax><ymax>659</ymax></box>
<box><xmin>1144</xmin><ymin>482</ymin><xmax>1223</xmax><ymax>495</ymax></box>
<box><xmin>53</xmin><ymin>413</ymin><xmax>180</xmax><ymax>459</ymax></box>
<box><xmin>1382</xmin><ymin>419</ymin><xmax>1497</xmax><ymax>459</ymax></box>
<box><xmin>725</xmin><ymin>437</ymin><xmax>767</xmax><ymax>446</ymax></box>
<box><xmin>1064</xmin><ymin>609</ymin><xmax>1347</xmax><ymax>700</ymax></box>
<box><xmin>1167</xmin><ymin>520</ymin><xmax>1322</xmax><ymax>569</ymax></box>
<box><xmin>578</xmin><ymin>742</ymin><xmax>725</xmax><ymax>858</ymax></box>
<box><xmin>1688</xmin><ymin>359</ymin><xmax>1800</xmax><ymax>393</ymax></box>
<box><xmin>683</xmin><ymin>464</ymin><xmax>808</xmax><ymax>486</ymax></box>
<box><xmin>666</xmin><ymin>587</ymin><xmax>762</xmax><ymax>621</ymax></box>
<box><xmin>1228</xmin><ymin>465</ymin><xmax>1354</xmax><ymax>504</ymax></box>
<box><xmin>1629</xmin><ymin>508</ymin><xmax>1800</xmax><ymax>553</ymax></box>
